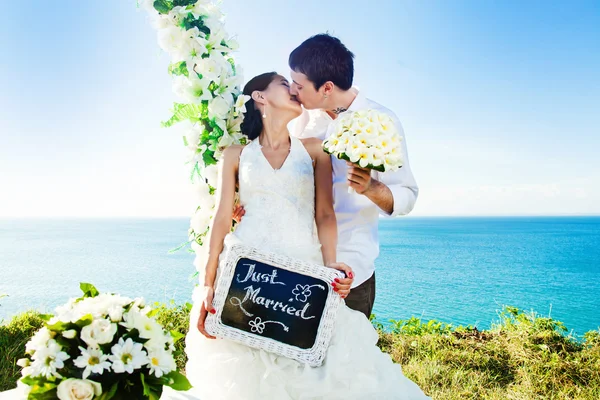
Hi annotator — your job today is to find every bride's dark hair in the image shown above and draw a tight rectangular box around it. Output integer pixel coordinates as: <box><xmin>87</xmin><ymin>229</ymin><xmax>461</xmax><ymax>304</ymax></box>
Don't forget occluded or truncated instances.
<box><xmin>240</xmin><ymin>72</ymin><xmax>278</xmax><ymax>140</ymax></box>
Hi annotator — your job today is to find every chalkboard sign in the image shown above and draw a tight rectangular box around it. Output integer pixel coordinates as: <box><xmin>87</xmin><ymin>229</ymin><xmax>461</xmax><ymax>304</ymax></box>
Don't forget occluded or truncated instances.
<box><xmin>205</xmin><ymin>243</ymin><xmax>343</xmax><ymax>367</ymax></box>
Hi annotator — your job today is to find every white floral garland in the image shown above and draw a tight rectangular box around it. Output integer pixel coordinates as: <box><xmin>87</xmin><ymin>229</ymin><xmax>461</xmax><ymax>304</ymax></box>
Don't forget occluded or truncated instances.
<box><xmin>140</xmin><ymin>0</ymin><xmax>250</xmax><ymax>272</ymax></box>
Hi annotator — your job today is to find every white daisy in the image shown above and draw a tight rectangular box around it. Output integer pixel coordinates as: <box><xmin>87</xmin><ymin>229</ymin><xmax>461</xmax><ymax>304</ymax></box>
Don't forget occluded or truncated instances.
<box><xmin>146</xmin><ymin>347</ymin><xmax>176</xmax><ymax>378</ymax></box>
<box><xmin>109</xmin><ymin>338</ymin><xmax>148</xmax><ymax>374</ymax></box>
<box><xmin>29</xmin><ymin>339</ymin><xmax>69</xmax><ymax>379</ymax></box>
<box><xmin>74</xmin><ymin>347</ymin><xmax>111</xmax><ymax>379</ymax></box>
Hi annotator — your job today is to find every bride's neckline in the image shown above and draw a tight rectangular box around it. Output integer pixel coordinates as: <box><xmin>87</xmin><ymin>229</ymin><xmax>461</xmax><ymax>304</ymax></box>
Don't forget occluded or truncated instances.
<box><xmin>255</xmin><ymin>136</ymin><xmax>294</xmax><ymax>172</ymax></box>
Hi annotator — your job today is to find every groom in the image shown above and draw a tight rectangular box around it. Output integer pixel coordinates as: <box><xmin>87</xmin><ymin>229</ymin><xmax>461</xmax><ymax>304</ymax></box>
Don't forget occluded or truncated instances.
<box><xmin>287</xmin><ymin>34</ymin><xmax>419</xmax><ymax>319</ymax></box>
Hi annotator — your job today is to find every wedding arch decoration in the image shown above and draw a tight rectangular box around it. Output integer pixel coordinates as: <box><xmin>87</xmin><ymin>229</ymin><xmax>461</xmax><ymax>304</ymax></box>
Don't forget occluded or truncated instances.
<box><xmin>140</xmin><ymin>0</ymin><xmax>249</xmax><ymax>272</ymax></box>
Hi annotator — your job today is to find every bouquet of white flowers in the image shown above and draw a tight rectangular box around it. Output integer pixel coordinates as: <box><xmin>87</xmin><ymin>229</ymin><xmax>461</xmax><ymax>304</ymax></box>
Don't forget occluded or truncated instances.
<box><xmin>17</xmin><ymin>283</ymin><xmax>191</xmax><ymax>400</ymax></box>
<box><xmin>323</xmin><ymin>109</ymin><xmax>404</xmax><ymax>175</ymax></box>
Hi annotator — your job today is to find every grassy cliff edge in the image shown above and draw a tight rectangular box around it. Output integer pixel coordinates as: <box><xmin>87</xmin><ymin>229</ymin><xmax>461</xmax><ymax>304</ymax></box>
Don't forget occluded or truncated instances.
<box><xmin>1</xmin><ymin>305</ymin><xmax>599</xmax><ymax>399</ymax></box>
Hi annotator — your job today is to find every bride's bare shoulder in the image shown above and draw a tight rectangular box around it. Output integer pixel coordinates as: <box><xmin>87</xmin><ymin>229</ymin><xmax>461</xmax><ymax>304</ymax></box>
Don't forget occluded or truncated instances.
<box><xmin>222</xmin><ymin>145</ymin><xmax>245</xmax><ymax>159</ymax></box>
<box><xmin>299</xmin><ymin>137</ymin><xmax>323</xmax><ymax>151</ymax></box>
<box><xmin>299</xmin><ymin>137</ymin><xmax>327</xmax><ymax>160</ymax></box>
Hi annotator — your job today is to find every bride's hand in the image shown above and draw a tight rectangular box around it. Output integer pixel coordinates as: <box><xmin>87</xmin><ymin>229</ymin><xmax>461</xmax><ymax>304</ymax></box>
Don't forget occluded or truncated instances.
<box><xmin>197</xmin><ymin>286</ymin><xmax>217</xmax><ymax>339</ymax></box>
<box><xmin>326</xmin><ymin>262</ymin><xmax>354</xmax><ymax>299</ymax></box>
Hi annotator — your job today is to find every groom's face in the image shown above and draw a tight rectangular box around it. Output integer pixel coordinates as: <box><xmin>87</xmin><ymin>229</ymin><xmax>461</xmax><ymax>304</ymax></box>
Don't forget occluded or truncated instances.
<box><xmin>290</xmin><ymin>70</ymin><xmax>324</xmax><ymax>111</ymax></box>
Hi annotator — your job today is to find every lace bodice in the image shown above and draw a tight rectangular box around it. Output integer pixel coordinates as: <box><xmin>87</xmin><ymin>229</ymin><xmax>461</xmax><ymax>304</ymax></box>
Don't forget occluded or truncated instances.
<box><xmin>232</xmin><ymin>136</ymin><xmax>321</xmax><ymax>263</ymax></box>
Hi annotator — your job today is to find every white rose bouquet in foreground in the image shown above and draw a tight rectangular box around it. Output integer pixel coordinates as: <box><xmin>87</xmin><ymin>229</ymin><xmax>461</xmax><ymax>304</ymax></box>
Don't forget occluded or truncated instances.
<box><xmin>323</xmin><ymin>109</ymin><xmax>404</xmax><ymax>192</ymax></box>
<box><xmin>18</xmin><ymin>283</ymin><xmax>191</xmax><ymax>399</ymax></box>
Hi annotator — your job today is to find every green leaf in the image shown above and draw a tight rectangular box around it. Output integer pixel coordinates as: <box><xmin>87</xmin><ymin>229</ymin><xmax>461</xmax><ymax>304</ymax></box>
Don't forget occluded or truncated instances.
<box><xmin>28</xmin><ymin>380</ymin><xmax>57</xmax><ymax>395</ymax></box>
<box><xmin>161</xmin><ymin>103</ymin><xmax>205</xmax><ymax>128</ymax></box>
<box><xmin>21</xmin><ymin>376</ymin><xmax>43</xmax><ymax>386</ymax></box>
<box><xmin>140</xmin><ymin>373</ymin><xmax>150</xmax><ymax>396</ymax></box>
<box><xmin>163</xmin><ymin>371</ymin><xmax>193</xmax><ymax>391</ymax></box>
<box><xmin>208</xmin><ymin>121</ymin><xmax>224</xmax><ymax>138</ymax></box>
<box><xmin>38</xmin><ymin>314</ymin><xmax>54</xmax><ymax>322</ymax></box>
<box><xmin>227</xmin><ymin>58</ymin><xmax>236</xmax><ymax>74</ymax></box>
<box><xmin>96</xmin><ymin>383</ymin><xmax>118</xmax><ymax>400</ymax></box>
<box><xmin>28</xmin><ymin>390</ymin><xmax>58</xmax><ymax>400</ymax></box>
<box><xmin>80</xmin><ymin>282</ymin><xmax>99</xmax><ymax>298</ymax></box>
<box><xmin>46</xmin><ymin>320</ymin><xmax>69</xmax><ymax>332</ymax></box>
<box><xmin>170</xmin><ymin>329</ymin><xmax>185</xmax><ymax>343</ymax></box>
<box><xmin>179</xmin><ymin>13</ymin><xmax>210</xmax><ymax>35</ymax></box>
<box><xmin>153</xmin><ymin>0</ymin><xmax>173</xmax><ymax>14</ymax></box>
<box><xmin>75</xmin><ymin>314</ymin><xmax>94</xmax><ymax>329</ymax></box>
<box><xmin>140</xmin><ymin>374</ymin><xmax>162</xmax><ymax>400</ymax></box>
<box><xmin>189</xmin><ymin>162</ymin><xmax>201</xmax><ymax>182</ymax></box>
<box><xmin>201</xmin><ymin>150</ymin><xmax>217</xmax><ymax>166</ymax></box>
<box><xmin>168</xmin><ymin>61</ymin><xmax>189</xmax><ymax>77</ymax></box>
<box><xmin>173</xmin><ymin>0</ymin><xmax>196</xmax><ymax>7</ymax></box>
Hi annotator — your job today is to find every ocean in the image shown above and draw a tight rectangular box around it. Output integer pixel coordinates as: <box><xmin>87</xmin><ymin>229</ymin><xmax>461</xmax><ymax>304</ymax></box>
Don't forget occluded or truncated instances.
<box><xmin>1</xmin><ymin>217</ymin><xmax>598</xmax><ymax>335</ymax></box>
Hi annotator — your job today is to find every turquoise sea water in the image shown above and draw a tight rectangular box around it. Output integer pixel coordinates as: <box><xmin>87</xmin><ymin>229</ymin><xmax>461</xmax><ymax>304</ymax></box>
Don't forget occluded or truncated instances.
<box><xmin>1</xmin><ymin>217</ymin><xmax>598</xmax><ymax>335</ymax></box>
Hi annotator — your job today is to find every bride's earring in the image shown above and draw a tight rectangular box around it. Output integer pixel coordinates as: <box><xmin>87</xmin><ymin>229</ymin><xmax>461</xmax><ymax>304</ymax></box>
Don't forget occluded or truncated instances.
<box><xmin>262</xmin><ymin>104</ymin><xmax>267</xmax><ymax>119</ymax></box>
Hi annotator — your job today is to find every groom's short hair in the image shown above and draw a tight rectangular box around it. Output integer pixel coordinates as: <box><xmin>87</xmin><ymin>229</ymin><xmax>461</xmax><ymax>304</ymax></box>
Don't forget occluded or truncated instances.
<box><xmin>289</xmin><ymin>33</ymin><xmax>354</xmax><ymax>91</ymax></box>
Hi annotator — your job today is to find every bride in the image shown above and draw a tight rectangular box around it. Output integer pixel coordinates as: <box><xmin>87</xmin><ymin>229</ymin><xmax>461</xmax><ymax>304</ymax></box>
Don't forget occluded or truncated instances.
<box><xmin>184</xmin><ymin>72</ymin><xmax>430</xmax><ymax>399</ymax></box>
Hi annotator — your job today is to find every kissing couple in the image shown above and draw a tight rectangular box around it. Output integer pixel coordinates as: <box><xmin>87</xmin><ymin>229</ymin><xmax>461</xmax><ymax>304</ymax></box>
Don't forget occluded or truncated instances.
<box><xmin>185</xmin><ymin>33</ymin><xmax>427</xmax><ymax>400</ymax></box>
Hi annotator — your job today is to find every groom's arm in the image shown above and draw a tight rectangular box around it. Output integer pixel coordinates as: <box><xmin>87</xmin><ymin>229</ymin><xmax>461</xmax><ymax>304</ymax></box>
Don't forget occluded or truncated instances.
<box><xmin>348</xmin><ymin>163</ymin><xmax>416</xmax><ymax>216</ymax></box>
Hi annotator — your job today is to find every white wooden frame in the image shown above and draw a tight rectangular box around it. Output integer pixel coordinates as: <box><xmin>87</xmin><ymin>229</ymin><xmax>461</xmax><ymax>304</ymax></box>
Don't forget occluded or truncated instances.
<box><xmin>205</xmin><ymin>243</ymin><xmax>343</xmax><ymax>367</ymax></box>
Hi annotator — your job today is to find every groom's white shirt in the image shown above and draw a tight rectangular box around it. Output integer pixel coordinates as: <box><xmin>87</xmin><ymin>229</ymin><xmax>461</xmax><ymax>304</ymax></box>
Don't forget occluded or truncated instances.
<box><xmin>292</xmin><ymin>89</ymin><xmax>419</xmax><ymax>288</ymax></box>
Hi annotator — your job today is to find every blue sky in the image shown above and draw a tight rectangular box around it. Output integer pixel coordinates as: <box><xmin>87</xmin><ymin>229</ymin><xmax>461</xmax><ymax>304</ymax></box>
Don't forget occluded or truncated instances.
<box><xmin>0</xmin><ymin>1</ymin><xmax>598</xmax><ymax>217</ymax></box>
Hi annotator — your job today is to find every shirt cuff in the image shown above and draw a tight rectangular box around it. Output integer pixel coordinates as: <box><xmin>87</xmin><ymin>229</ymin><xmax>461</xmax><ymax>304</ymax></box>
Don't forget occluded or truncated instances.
<box><xmin>380</xmin><ymin>184</ymin><xmax>418</xmax><ymax>218</ymax></box>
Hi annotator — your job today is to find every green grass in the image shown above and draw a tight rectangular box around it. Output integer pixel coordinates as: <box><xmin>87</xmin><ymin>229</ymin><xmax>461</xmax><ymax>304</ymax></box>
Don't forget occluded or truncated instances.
<box><xmin>0</xmin><ymin>311</ymin><xmax>45</xmax><ymax>391</ymax></box>
<box><xmin>2</xmin><ymin>305</ymin><xmax>599</xmax><ymax>399</ymax></box>
<box><xmin>375</xmin><ymin>307</ymin><xmax>600</xmax><ymax>399</ymax></box>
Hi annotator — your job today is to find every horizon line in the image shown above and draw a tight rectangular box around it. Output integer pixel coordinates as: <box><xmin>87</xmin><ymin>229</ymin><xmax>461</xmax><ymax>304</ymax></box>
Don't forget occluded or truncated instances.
<box><xmin>1</xmin><ymin>214</ymin><xmax>599</xmax><ymax>219</ymax></box>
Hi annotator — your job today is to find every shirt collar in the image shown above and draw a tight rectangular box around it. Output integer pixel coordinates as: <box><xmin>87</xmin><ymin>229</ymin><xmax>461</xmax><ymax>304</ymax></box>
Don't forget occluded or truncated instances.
<box><xmin>312</xmin><ymin>86</ymin><xmax>366</xmax><ymax>123</ymax></box>
<box><xmin>346</xmin><ymin>87</ymin><xmax>368</xmax><ymax>112</ymax></box>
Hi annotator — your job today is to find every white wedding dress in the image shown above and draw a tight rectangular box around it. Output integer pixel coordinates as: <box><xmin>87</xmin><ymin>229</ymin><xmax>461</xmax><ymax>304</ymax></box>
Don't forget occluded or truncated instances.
<box><xmin>182</xmin><ymin>136</ymin><xmax>430</xmax><ymax>400</ymax></box>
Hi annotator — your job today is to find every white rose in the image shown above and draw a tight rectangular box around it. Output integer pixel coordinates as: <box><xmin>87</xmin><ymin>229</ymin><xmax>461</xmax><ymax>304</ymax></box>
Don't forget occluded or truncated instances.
<box><xmin>57</xmin><ymin>378</ymin><xmax>102</xmax><ymax>400</ymax></box>
<box><xmin>193</xmin><ymin>181</ymin><xmax>216</xmax><ymax>211</ymax></box>
<box><xmin>80</xmin><ymin>319</ymin><xmax>117</xmax><ymax>348</ymax></box>
<box><xmin>107</xmin><ymin>305</ymin><xmax>124</xmax><ymax>322</ymax></box>
<box><xmin>192</xmin><ymin>181</ymin><xmax>211</xmax><ymax>203</ymax></box>
<box><xmin>203</xmin><ymin>164</ymin><xmax>218</xmax><ymax>187</ymax></box>
<box><xmin>198</xmin><ymin>192</ymin><xmax>216</xmax><ymax>211</ymax></box>
<box><xmin>157</xmin><ymin>25</ymin><xmax>189</xmax><ymax>56</ymax></box>
<box><xmin>190</xmin><ymin>210</ymin><xmax>211</xmax><ymax>234</ymax></box>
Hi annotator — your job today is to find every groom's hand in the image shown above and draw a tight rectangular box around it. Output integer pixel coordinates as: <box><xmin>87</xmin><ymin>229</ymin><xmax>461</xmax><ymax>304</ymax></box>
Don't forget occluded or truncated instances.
<box><xmin>232</xmin><ymin>205</ymin><xmax>245</xmax><ymax>223</ymax></box>
<box><xmin>326</xmin><ymin>262</ymin><xmax>354</xmax><ymax>298</ymax></box>
<box><xmin>346</xmin><ymin>162</ymin><xmax>372</xmax><ymax>194</ymax></box>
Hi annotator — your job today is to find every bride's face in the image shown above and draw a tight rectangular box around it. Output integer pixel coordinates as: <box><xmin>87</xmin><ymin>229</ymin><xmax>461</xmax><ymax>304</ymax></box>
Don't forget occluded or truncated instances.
<box><xmin>263</xmin><ymin>75</ymin><xmax>302</xmax><ymax>118</ymax></box>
